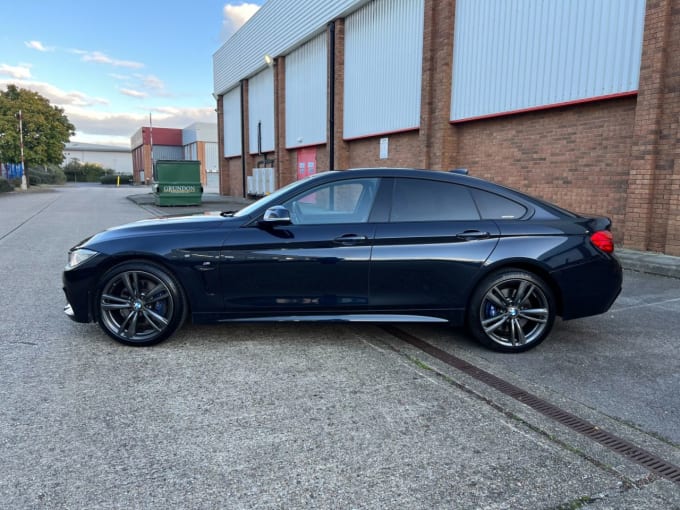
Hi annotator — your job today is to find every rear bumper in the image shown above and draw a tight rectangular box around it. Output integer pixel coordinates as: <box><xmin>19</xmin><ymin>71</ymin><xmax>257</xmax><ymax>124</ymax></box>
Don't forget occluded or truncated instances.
<box><xmin>552</xmin><ymin>254</ymin><xmax>623</xmax><ymax>320</ymax></box>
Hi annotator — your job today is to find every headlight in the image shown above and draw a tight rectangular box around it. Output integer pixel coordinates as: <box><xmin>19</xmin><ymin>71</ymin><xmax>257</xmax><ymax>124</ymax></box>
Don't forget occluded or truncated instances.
<box><xmin>66</xmin><ymin>248</ymin><xmax>99</xmax><ymax>269</ymax></box>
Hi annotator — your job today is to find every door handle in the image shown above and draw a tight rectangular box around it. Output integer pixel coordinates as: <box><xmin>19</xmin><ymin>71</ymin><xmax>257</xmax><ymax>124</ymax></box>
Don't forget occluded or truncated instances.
<box><xmin>334</xmin><ymin>234</ymin><xmax>368</xmax><ymax>246</ymax></box>
<box><xmin>455</xmin><ymin>230</ymin><xmax>490</xmax><ymax>240</ymax></box>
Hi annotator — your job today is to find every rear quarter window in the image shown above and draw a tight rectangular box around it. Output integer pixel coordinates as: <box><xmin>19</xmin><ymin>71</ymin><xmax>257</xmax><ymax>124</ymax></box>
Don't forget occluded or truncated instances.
<box><xmin>391</xmin><ymin>178</ymin><xmax>479</xmax><ymax>222</ymax></box>
<box><xmin>471</xmin><ymin>189</ymin><xmax>527</xmax><ymax>220</ymax></box>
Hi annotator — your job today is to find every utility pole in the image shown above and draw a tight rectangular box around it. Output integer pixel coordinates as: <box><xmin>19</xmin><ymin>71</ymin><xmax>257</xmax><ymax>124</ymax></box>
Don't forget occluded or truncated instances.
<box><xmin>18</xmin><ymin>110</ymin><xmax>28</xmax><ymax>190</ymax></box>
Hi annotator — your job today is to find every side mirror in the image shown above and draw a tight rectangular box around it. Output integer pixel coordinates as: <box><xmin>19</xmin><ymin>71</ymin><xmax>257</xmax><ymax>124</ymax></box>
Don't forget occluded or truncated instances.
<box><xmin>261</xmin><ymin>205</ymin><xmax>291</xmax><ymax>225</ymax></box>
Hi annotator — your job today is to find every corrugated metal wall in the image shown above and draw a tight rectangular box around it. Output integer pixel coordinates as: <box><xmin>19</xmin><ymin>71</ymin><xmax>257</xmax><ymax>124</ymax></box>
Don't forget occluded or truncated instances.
<box><xmin>248</xmin><ymin>66</ymin><xmax>275</xmax><ymax>154</ymax></box>
<box><xmin>153</xmin><ymin>146</ymin><xmax>184</xmax><ymax>161</ymax></box>
<box><xmin>184</xmin><ymin>143</ymin><xmax>198</xmax><ymax>161</ymax></box>
<box><xmin>343</xmin><ymin>0</ymin><xmax>424</xmax><ymax>139</ymax></box>
<box><xmin>204</xmin><ymin>142</ymin><xmax>219</xmax><ymax>172</ymax></box>
<box><xmin>213</xmin><ymin>0</ymin><xmax>366</xmax><ymax>95</ymax></box>
<box><xmin>450</xmin><ymin>0</ymin><xmax>646</xmax><ymax>121</ymax></box>
<box><xmin>223</xmin><ymin>87</ymin><xmax>242</xmax><ymax>157</ymax></box>
<box><xmin>285</xmin><ymin>33</ymin><xmax>328</xmax><ymax>149</ymax></box>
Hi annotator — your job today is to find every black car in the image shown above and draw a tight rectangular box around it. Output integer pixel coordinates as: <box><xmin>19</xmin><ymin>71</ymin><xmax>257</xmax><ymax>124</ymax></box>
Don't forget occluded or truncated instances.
<box><xmin>63</xmin><ymin>168</ymin><xmax>622</xmax><ymax>353</ymax></box>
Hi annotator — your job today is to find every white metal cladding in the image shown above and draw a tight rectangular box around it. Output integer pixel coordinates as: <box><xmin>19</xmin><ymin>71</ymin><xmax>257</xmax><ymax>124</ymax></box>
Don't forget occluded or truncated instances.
<box><xmin>205</xmin><ymin>142</ymin><xmax>218</xmax><ymax>172</ymax></box>
<box><xmin>248</xmin><ymin>66</ymin><xmax>275</xmax><ymax>154</ymax></box>
<box><xmin>343</xmin><ymin>0</ymin><xmax>425</xmax><ymax>139</ymax></box>
<box><xmin>213</xmin><ymin>0</ymin><xmax>367</xmax><ymax>95</ymax></box>
<box><xmin>223</xmin><ymin>87</ymin><xmax>242</xmax><ymax>157</ymax></box>
<box><xmin>183</xmin><ymin>122</ymin><xmax>218</xmax><ymax>145</ymax></box>
<box><xmin>450</xmin><ymin>0</ymin><xmax>646</xmax><ymax>121</ymax></box>
<box><xmin>184</xmin><ymin>143</ymin><xmax>198</xmax><ymax>160</ymax></box>
<box><xmin>285</xmin><ymin>33</ymin><xmax>328</xmax><ymax>149</ymax></box>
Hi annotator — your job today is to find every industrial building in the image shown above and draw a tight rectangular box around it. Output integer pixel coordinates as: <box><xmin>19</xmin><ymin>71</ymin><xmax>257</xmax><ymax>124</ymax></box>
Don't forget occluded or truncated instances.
<box><xmin>130</xmin><ymin>122</ymin><xmax>219</xmax><ymax>191</ymax></box>
<box><xmin>212</xmin><ymin>0</ymin><xmax>679</xmax><ymax>256</ymax></box>
<box><xmin>63</xmin><ymin>142</ymin><xmax>133</xmax><ymax>174</ymax></box>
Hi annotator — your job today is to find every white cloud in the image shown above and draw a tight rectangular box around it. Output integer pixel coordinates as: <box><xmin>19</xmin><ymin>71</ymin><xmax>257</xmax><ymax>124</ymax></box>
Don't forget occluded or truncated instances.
<box><xmin>66</xmin><ymin>105</ymin><xmax>216</xmax><ymax>140</ymax></box>
<box><xmin>1</xmin><ymin>78</ymin><xmax>214</xmax><ymax>144</ymax></box>
<box><xmin>139</xmin><ymin>74</ymin><xmax>165</xmax><ymax>91</ymax></box>
<box><xmin>0</xmin><ymin>79</ymin><xmax>108</xmax><ymax>107</ymax></box>
<box><xmin>0</xmin><ymin>63</ymin><xmax>32</xmax><ymax>79</ymax></box>
<box><xmin>119</xmin><ymin>88</ymin><xmax>148</xmax><ymax>98</ymax></box>
<box><xmin>72</xmin><ymin>49</ymin><xmax>144</xmax><ymax>69</ymax></box>
<box><xmin>221</xmin><ymin>3</ymin><xmax>260</xmax><ymax>41</ymax></box>
<box><xmin>25</xmin><ymin>40</ymin><xmax>53</xmax><ymax>52</ymax></box>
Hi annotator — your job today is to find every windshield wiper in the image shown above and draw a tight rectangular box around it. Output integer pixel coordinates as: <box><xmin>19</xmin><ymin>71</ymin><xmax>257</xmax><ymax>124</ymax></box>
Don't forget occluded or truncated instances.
<box><xmin>220</xmin><ymin>210</ymin><xmax>236</xmax><ymax>217</ymax></box>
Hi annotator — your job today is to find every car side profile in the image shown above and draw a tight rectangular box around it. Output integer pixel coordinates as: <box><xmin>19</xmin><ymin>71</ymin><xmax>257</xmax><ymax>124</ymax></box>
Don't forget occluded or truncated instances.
<box><xmin>63</xmin><ymin>168</ymin><xmax>622</xmax><ymax>353</ymax></box>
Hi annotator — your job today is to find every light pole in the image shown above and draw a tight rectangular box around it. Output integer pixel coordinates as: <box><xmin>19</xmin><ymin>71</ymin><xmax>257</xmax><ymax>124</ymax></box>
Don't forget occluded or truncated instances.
<box><xmin>17</xmin><ymin>110</ymin><xmax>27</xmax><ymax>190</ymax></box>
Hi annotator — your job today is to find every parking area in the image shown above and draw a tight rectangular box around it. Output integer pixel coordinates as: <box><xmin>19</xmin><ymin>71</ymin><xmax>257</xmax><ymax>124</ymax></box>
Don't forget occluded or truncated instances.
<box><xmin>1</xmin><ymin>185</ymin><xmax>679</xmax><ymax>508</ymax></box>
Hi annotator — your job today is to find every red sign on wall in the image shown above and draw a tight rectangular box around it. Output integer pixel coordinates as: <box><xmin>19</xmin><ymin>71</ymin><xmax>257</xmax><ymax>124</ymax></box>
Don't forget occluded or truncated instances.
<box><xmin>297</xmin><ymin>147</ymin><xmax>317</xmax><ymax>180</ymax></box>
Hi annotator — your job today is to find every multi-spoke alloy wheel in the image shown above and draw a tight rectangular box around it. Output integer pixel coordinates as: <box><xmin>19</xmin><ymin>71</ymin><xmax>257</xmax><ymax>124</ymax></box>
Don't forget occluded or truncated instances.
<box><xmin>96</xmin><ymin>262</ymin><xmax>186</xmax><ymax>346</ymax></box>
<box><xmin>468</xmin><ymin>269</ymin><xmax>555</xmax><ymax>352</ymax></box>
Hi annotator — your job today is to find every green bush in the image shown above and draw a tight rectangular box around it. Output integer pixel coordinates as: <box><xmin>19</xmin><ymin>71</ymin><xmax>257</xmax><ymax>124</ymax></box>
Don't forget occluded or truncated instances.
<box><xmin>100</xmin><ymin>174</ymin><xmax>133</xmax><ymax>185</ymax></box>
<box><xmin>29</xmin><ymin>166</ymin><xmax>67</xmax><ymax>185</ymax></box>
<box><xmin>62</xmin><ymin>161</ymin><xmax>108</xmax><ymax>182</ymax></box>
<box><xmin>0</xmin><ymin>178</ymin><xmax>13</xmax><ymax>192</ymax></box>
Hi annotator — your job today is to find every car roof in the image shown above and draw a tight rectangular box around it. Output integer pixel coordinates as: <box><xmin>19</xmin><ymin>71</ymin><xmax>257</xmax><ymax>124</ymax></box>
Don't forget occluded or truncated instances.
<box><xmin>331</xmin><ymin>167</ymin><xmax>514</xmax><ymax>195</ymax></box>
<box><xmin>330</xmin><ymin>168</ymin><xmax>577</xmax><ymax>219</ymax></box>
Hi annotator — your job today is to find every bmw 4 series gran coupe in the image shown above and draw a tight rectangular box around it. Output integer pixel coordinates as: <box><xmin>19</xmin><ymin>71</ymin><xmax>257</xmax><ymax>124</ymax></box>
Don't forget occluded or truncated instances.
<box><xmin>63</xmin><ymin>168</ymin><xmax>622</xmax><ymax>353</ymax></box>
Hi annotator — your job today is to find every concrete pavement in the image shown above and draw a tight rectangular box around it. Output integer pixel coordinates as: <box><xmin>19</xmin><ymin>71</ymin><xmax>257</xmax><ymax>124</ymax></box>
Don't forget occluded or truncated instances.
<box><xmin>0</xmin><ymin>185</ymin><xmax>678</xmax><ymax>508</ymax></box>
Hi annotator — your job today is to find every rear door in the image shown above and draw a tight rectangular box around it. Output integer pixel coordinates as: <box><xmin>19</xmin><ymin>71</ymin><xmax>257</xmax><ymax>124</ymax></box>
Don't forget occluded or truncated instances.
<box><xmin>370</xmin><ymin>177</ymin><xmax>500</xmax><ymax>312</ymax></box>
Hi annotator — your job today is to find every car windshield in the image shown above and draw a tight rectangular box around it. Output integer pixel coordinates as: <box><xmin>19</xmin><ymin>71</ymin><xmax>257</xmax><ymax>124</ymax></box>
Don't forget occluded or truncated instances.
<box><xmin>233</xmin><ymin>172</ymin><xmax>333</xmax><ymax>218</ymax></box>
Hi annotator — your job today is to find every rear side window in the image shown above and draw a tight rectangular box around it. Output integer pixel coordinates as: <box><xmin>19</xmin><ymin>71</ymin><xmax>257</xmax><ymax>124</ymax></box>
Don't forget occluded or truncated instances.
<box><xmin>391</xmin><ymin>178</ymin><xmax>479</xmax><ymax>222</ymax></box>
<box><xmin>472</xmin><ymin>189</ymin><xmax>527</xmax><ymax>220</ymax></box>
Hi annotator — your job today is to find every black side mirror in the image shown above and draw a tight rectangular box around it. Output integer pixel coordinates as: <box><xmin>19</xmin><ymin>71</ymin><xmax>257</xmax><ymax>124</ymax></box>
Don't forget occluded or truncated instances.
<box><xmin>261</xmin><ymin>205</ymin><xmax>291</xmax><ymax>226</ymax></box>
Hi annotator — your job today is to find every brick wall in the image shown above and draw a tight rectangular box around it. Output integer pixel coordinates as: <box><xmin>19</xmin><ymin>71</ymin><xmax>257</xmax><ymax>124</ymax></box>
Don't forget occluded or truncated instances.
<box><xmin>456</xmin><ymin>98</ymin><xmax>637</xmax><ymax>242</ymax></box>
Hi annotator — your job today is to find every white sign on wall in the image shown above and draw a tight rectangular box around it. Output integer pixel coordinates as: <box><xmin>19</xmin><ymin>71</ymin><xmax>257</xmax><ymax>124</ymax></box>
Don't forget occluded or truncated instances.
<box><xmin>380</xmin><ymin>137</ymin><xmax>389</xmax><ymax>159</ymax></box>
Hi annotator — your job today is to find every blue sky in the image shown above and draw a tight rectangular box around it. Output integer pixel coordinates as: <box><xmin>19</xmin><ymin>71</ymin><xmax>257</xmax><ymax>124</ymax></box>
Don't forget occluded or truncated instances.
<box><xmin>0</xmin><ymin>0</ymin><xmax>263</xmax><ymax>146</ymax></box>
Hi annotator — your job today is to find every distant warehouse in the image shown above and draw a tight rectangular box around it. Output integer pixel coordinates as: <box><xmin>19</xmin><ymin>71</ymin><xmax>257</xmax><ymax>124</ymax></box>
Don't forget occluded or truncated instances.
<box><xmin>130</xmin><ymin>122</ymin><xmax>218</xmax><ymax>191</ymax></box>
<box><xmin>63</xmin><ymin>142</ymin><xmax>132</xmax><ymax>174</ymax></box>
<box><xmin>212</xmin><ymin>0</ymin><xmax>680</xmax><ymax>257</ymax></box>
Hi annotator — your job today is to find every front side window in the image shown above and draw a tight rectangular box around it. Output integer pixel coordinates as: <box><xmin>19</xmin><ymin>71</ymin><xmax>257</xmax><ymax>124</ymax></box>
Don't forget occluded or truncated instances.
<box><xmin>284</xmin><ymin>178</ymin><xmax>379</xmax><ymax>225</ymax></box>
<box><xmin>391</xmin><ymin>178</ymin><xmax>479</xmax><ymax>222</ymax></box>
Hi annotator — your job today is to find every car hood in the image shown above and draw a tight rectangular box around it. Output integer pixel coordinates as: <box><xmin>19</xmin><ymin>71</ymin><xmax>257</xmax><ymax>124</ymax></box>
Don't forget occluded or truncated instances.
<box><xmin>76</xmin><ymin>212</ymin><xmax>241</xmax><ymax>248</ymax></box>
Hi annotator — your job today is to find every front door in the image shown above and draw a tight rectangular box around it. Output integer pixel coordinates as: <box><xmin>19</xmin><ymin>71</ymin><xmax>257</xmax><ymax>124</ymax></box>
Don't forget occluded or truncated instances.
<box><xmin>220</xmin><ymin>177</ymin><xmax>380</xmax><ymax>315</ymax></box>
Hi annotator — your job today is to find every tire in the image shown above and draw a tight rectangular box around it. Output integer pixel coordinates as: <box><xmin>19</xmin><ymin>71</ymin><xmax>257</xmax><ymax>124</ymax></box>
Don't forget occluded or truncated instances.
<box><xmin>95</xmin><ymin>261</ymin><xmax>187</xmax><ymax>346</ymax></box>
<box><xmin>467</xmin><ymin>269</ymin><xmax>555</xmax><ymax>353</ymax></box>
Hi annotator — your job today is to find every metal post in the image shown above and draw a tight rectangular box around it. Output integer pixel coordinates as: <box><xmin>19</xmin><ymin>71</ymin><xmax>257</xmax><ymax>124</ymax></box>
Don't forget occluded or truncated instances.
<box><xmin>149</xmin><ymin>112</ymin><xmax>154</xmax><ymax>185</ymax></box>
<box><xmin>18</xmin><ymin>110</ymin><xmax>27</xmax><ymax>190</ymax></box>
<box><xmin>328</xmin><ymin>21</ymin><xmax>336</xmax><ymax>171</ymax></box>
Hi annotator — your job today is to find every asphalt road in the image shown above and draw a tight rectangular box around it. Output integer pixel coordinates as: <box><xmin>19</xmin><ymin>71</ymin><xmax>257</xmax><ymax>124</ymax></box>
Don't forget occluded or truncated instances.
<box><xmin>1</xmin><ymin>185</ymin><xmax>679</xmax><ymax>509</ymax></box>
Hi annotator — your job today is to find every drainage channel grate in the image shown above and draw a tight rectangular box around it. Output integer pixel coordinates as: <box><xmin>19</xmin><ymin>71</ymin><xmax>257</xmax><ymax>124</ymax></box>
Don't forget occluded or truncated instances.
<box><xmin>382</xmin><ymin>325</ymin><xmax>680</xmax><ymax>485</ymax></box>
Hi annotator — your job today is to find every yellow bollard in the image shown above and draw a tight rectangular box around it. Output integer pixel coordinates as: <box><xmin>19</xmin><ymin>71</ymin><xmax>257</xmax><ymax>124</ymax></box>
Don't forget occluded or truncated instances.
<box><xmin>116</xmin><ymin>175</ymin><xmax>120</xmax><ymax>187</ymax></box>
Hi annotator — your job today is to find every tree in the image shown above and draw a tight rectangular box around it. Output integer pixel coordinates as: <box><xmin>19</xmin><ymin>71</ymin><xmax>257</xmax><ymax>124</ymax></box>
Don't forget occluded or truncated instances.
<box><xmin>62</xmin><ymin>160</ymin><xmax>108</xmax><ymax>183</ymax></box>
<box><xmin>0</xmin><ymin>84</ymin><xmax>75</xmax><ymax>168</ymax></box>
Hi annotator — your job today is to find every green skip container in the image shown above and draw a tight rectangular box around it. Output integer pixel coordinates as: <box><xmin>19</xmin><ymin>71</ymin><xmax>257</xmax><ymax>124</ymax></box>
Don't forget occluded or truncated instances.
<box><xmin>153</xmin><ymin>160</ymin><xmax>203</xmax><ymax>206</ymax></box>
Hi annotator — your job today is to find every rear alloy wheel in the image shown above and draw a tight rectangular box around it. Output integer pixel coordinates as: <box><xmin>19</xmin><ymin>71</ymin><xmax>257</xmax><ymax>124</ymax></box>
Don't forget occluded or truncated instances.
<box><xmin>468</xmin><ymin>269</ymin><xmax>555</xmax><ymax>352</ymax></box>
<box><xmin>96</xmin><ymin>262</ymin><xmax>186</xmax><ymax>346</ymax></box>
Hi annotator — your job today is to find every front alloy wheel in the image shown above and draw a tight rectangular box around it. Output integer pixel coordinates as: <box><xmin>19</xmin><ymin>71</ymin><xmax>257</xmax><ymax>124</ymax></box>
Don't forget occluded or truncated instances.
<box><xmin>468</xmin><ymin>269</ymin><xmax>555</xmax><ymax>352</ymax></box>
<box><xmin>96</xmin><ymin>261</ymin><xmax>186</xmax><ymax>346</ymax></box>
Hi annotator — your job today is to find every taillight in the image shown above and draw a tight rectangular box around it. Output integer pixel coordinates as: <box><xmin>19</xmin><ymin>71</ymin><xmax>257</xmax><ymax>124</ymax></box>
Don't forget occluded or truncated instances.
<box><xmin>590</xmin><ymin>230</ymin><xmax>614</xmax><ymax>253</ymax></box>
